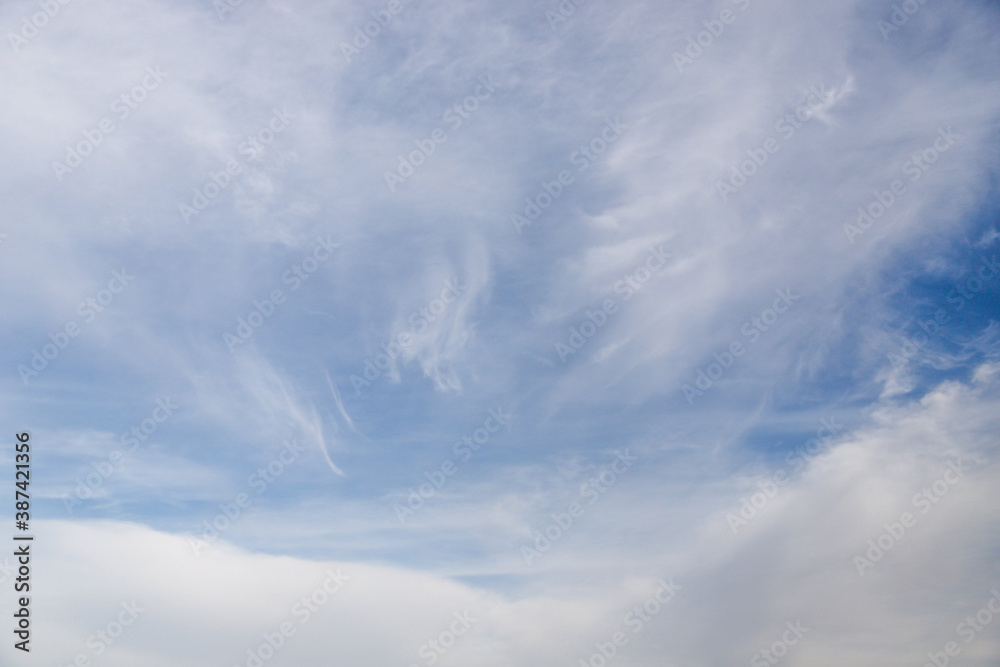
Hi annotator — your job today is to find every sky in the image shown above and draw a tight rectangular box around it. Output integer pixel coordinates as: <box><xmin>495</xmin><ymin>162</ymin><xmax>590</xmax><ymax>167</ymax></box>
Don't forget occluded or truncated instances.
<box><xmin>1</xmin><ymin>0</ymin><xmax>1000</xmax><ymax>665</ymax></box>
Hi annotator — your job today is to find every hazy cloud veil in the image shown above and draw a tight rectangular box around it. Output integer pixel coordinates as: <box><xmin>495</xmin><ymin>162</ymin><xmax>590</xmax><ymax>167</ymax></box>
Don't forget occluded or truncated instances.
<box><xmin>1</xmin><ymin>0</ymin><xmax>999</xmax><ymax>665</ymax></box>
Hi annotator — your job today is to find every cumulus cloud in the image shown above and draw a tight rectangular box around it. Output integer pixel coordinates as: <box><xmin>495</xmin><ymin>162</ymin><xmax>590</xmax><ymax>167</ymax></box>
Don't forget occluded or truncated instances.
<box><xmin>1</xmin><ymin>367</ymin><xmax>998</xmax><ymax>665</ymax></box>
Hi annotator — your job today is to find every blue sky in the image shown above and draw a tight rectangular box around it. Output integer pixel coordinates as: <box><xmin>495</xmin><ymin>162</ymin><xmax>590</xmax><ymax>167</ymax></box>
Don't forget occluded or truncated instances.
<box><xmin>2</xmin><ymin>0</ymin><xmax>1000</xmax><ymax>665</ymax></box>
